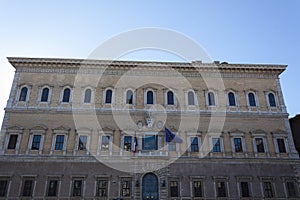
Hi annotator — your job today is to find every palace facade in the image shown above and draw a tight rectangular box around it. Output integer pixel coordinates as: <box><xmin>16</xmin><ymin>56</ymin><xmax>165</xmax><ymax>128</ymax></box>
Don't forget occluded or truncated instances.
<box><xmin>0</xmin><ymin>57</ymin><xmax>299</xmax><ymax>199</ymax></box>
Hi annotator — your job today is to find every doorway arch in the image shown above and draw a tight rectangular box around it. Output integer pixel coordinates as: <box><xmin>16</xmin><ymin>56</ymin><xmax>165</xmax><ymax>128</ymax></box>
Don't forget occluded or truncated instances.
<box><xmin>142</xmin><ymin>173</ymin><xmax>159</xmax><ymax>200</ymax></box>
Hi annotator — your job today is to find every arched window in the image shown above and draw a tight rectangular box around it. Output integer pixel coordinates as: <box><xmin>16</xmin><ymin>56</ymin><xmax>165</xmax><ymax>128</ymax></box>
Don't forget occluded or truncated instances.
<box><xmin>248</xmin><ymin>92</ymin><xmax>256</xmax><ymax>107</ymax></box>
<box><xmin>84</xmin><ymin>89</ymin><xmax>92</xmax><ymax>103</ymax></box>
<box><xmin>62</xmin><ymin>88</ymin><xmax>71</xmax><ymax>103</ymax></box>
<box><xmin>126</xmin><ymin>90</ymin><xmax>133</xmax><ymax>104</ymax></box>
<box><xmin>228</xmin><ymin>92</ymin><xmax>236</xmax><ymax>106</ymax></box>
<box><xmin>19</xmin><ymin>87</ymin><xmax>28</xmax><ymax>102</ymax></box>
<box><xmin>41</xmin><ymin>88</ymin><xmax>49</xmax><ymax>102</ymax></box>
<box><xmin>268</xmin><ymin>93</ymin><xmax>276</xmax><ymax>107</ymax></box>
<box><xmin>187</xmin><ymin>91</ymin><xmax>195</xmax><ymax>105</ymax></box>
<box><xmin>147</xmin><ymin>91</ymin><xmax>154</xmax><ymax>104</ymax></box>
<box><xmin>105</xmin><ymin>89</ymin><xmax>112</xmax><ymax>104</ymax></box>
<box><xmin>208</xmin><ymin>92</ymin><xmax>215</xmax><ymax>106</ymax></box>
<box><xmin>167</xmin><ymin>91</ymin><xmax>174</xmax><ymax>105</ymax></box>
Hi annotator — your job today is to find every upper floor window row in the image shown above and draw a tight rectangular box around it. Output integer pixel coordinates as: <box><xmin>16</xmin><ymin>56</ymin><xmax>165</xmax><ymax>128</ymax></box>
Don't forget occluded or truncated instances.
<box><xmin>16</xmin><ymin>86</ymin><xmax>279</xmax><ymax>108</ymax></box>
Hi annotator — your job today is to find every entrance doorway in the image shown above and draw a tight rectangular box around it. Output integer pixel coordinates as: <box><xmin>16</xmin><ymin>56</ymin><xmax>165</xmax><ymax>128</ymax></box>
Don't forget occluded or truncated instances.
<box><xmin>142</xmin><ymin>173</ymin><xmax>159</xmax><ymax>200</ymax></box>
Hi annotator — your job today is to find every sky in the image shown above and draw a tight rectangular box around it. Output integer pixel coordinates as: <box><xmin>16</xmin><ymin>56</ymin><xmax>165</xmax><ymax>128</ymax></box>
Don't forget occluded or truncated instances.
<box><xmin>0</xmin><ymin>0</ymin><xmax>299</xmax><ymax>122</ymax></box>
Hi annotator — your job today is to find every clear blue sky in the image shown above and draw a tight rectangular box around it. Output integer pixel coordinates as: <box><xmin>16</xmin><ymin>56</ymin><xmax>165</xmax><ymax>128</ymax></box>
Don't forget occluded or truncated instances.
<box><xmin>0</xmin><ymin>1</ymin><xmax>299</xmax><ymax>121</ymax></box>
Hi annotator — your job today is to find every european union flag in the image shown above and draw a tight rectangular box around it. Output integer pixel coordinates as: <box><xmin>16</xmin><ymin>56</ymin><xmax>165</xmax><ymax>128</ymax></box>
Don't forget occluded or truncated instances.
<box><xmin>165</xmin><ymin>128</ymin><xmax>183</xmax><ymax>143</ymax></box>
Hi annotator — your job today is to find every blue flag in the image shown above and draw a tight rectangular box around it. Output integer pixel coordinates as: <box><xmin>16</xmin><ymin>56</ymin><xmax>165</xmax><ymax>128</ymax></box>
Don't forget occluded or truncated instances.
<box><xmin>165</xmin><ymin>128</ymin><xmax>183</xmax><ymax>143</ymax></box>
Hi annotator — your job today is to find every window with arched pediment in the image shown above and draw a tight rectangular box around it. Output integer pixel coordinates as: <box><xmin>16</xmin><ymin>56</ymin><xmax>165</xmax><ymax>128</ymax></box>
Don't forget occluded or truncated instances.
<box><xmin>126</xmin><ymin>90</ymin><xmax>133</xmax><ymax>104</ymax></box>
<box><xmin>247</xmin><ymin>92</ymin><xmax>256</xmax><ymax>107</ymax></box>
<box><xmin>19</xmin><ymin>86</ymin><xmax>28</xmax><ymax>102</ymax></box>
<box><xmin>84</xmin><ymin>88</ymin><xmax>92</xmax><ymax>103</ymax></box>
<box><xmin>41</xmin><ymin>87</ymin><xmax>50</xmax><ymax>102</ymax></box>
<box><xmin>207</xmin><ymin>92</ymin><xmax>216</xmax><ymax>106</ymax></box>
<box><xmin>167</xmin><ymin>91</ymin><xmax>174</xmax><ymax>105</ymax></box>
<box><xmin>105</xmin><ymin>89</ymin><xmax>113</xmax><ymax>104</ymax></box>
<box><xmin>267</xmin><ymin>92</ymin><xmax>276</xmax><ymax>107</ymax></box>
<box><xmin>187</xmin><ymin>91</ymin><xmax>195</xmax><ymax>106</ymax></box>
<box><xmin>228</xmin><ymin>92</ymin><xmax>236</xmax><ymax>106</ymax></box>
<box><xmin>147</xmin><ymin>90</ymin><xmax>154</xmax><ymax>105</ymax></box>
<box><xmin>62</xmin><ymin>88</ymin><xmax>71</xmax><ymax>103</ymax></box>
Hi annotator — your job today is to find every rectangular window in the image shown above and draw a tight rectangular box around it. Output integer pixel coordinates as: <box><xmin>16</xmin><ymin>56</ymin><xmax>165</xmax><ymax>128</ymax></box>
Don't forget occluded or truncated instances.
<box><xmin>55</xmin><ymin>135</ymin><xmax>64</xmax><ymax>150</ymax></box>
<box><xmin>143</xmin><ymin>135</ymin><xmax>158</xmax><ymax>151</ymax></box>
<box><xmin>121</xmin><ymin>179</ymin><xmax>131</xmax><ymax>197</ymax></box>
<box><xmin>263</xmin><ymin>181</ymin><xmax>273</xmax><ymax>198</ymax></box>
<box><xmin>0</xmin><ymin>180</ymin><xmax>8</xmax><ymax>197</ymax></box>
<box><xmin>72</xmin><ymin>179</ymin><xmax>83</xmax><ymax>197</ymax></box>
<box><xmin>96</xmin><ymin>179</ymin><xmax>108</xmax><ymax>197</ymax></box>
<box><xmin>212</xmin><ymin>138</ymin><xmax>221</xmax><ymax>152</ymax></box>
<box><xmin>240</xmin><ymin>182</ymin><xmax>250</xmax><ymax>197</ymax></box>
<box><xmin>255</xmin><ymin>138</ymin><xmax>265</xmax><ymax>153</ymax></box>
<box><xmin>7</xmin><ymin>135</ymin><xmax>18</xmax><ymax>149</ymax></box>
<box><xmin>170</xmin><ymin>181</ymin><xmax>179</xmax><ymax>197</ymax></box>
<box><xmin>168</xmin><ymin>142</ymin><xmax>176</xmax><ymax>151</ymax></box>
<box><xmin>216</xmin><ymin>181</ymin><xmax>227</xmax><ymax>197</ymax></box>
<box><xmin>286</xmin><ymin>181</ymin><xmax>297</xmax><ymax>197</ymax></box>
<box><xmin>234</xmin><ymin>138</ymin><xmax>243</xmax><ymax>152</ymax></box>
<box><xmin>101</xmin><ymin>136</ymin><xmax>110</xmax><ymax>151</ymax></box>
<box><xmin>193</xmin><ymin>181</ymin><xmax>202</xmax><ymax>197</ymax></box>
<box><xmin>47</xmin><ymin>180</ymin><xmax>58</xmax><ymax>197</ymax></box>
<box><xmin>190</xmin><ymin>137</ymin><xmax>199</xmax><ymax>152</ymax></box>
<box><xmin>22</xmin><ymin>179</ymin><xmax>34</xmax><ymax>197</ymax></box>
<box><xmin>124</xmin><ymin>136</ymin><xmax>132</xmax><ymax>151</ymax></box>
<box><xmin>78</xmin><ymin>136</ymin><xmax>87</xmax><ymax>151</ymax></box>
<box><xmin>31</xmin><ymin>135</ymin><xmax>41</xmax><ymax>150</ymax></box>
<box><xmin>277</xmin><ymin>139</ymin><xmax>286</xmax><ymax>153</ymax></box>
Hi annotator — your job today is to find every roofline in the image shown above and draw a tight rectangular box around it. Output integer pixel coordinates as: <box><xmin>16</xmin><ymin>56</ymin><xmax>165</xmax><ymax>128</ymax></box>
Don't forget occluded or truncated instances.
<box><xmin>6</xmin><ymin>57</ymin><xmax>287</xmax><ymax>73</ymax></box>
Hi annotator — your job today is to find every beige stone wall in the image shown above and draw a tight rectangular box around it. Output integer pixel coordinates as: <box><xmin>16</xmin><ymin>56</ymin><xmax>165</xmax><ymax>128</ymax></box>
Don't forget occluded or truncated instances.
<box><xmin>2</xmin><ymin>61</ymin><xmax>294</xmax><ymax>159</ymax></box>
<box><xmin>3</xmin><ymin>111</ymin><xmax>288</xmax><ymax>158</ymax></box>
<box><xmin>13</xmin><ymin>71</ymin><xmax>281</xmax><ymax>111</ymax></box>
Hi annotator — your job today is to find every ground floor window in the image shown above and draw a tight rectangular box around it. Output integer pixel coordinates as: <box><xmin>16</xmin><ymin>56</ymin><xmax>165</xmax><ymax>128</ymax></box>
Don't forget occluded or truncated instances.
<box><xmin>72</xmin><ymin>179</ymin><xmax>83</xmax><ymax>197</ymax></box>
<box><xmin>169</xmin><ymin>181</ymin><xmax>179</xmax><ymax>197</ymax></box>
<box><xmin>216</xmin><ymin>181</ymin><xmax>227</xmax><ymax>197</ymax></box>
<box><xmin>0</xmin><ymin>180</ymin><xmax>8</xmax><ymax>197</ymax></box>
<box><xmin>193</xmin><ymin>181</ymin><xmax>203</xmax><ymax>197</ymax></box>
<box><xmin>121</xmin><ymin>178</ymin><xmax>131</xmax><ymax>197</ymax></box>
<box><xmin>240</xmin><ymin>181</ymin><xmax>250</xmax><ymax>197</ymax></box>
<box><xmin>47</xmin><ymin>179</ymin><xmax>58</xmax><ymax>197</ymax></box>
<box><xmin>96</xmin><ymin>179</ymin><xmax>108</xmax><ymax>197</ymax></box>
<box><xmin>21</xmin><ymin>179</ymin><xmax>34</xmax><ymax>197</ymax></box>
<box><xmin>286</xmin><ymin>181</ymin><xmax>297</xmax><ymax>197</ymax></box>
<box><xmin>263</xmin><ymin>181</ymin><xmax>274</xmax><ymax>198</ymax></box>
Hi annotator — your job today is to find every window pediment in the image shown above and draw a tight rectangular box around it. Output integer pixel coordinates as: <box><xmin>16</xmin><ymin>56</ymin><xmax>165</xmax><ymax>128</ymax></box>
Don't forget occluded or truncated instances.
<box><xmin>52</xmin><ymin>126</ymin><xmax>71</xmax><ymax>134</ymax></box>
<box><xmin>7</xmin><ymin>125</ymin><xmax>24</xmax><ymax>132</ymax></box>
<box><xmin>250</xmin><ymin>129</ymin><xmax>267</xmax><ymax>136</ymax></box>
<box><xmin>75</xmin><ymin>127</ymin><xmax>93</xmax><ymax>134</ymax></box>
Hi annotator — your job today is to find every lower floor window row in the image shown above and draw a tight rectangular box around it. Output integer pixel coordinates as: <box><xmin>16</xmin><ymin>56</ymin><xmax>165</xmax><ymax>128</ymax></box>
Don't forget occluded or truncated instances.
<box><xmin>0</xmin><ymin>176</ymin><xmax>297</xmax><ymax>198</ymax></box>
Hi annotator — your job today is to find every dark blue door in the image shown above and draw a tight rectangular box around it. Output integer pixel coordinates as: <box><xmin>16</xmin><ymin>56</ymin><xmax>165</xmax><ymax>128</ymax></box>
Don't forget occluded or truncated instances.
<box><xmin>142</xmin><ymin>173</ymin><xmax>159</xmax><ymax>200</ymax></box>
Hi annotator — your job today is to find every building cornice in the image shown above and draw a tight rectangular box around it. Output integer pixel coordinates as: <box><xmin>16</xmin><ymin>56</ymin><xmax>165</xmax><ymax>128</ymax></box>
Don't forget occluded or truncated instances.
<box><xmin>7</xmin><ymin>57</ymin><xmax>287</xmax><ymax>75</ymax></box>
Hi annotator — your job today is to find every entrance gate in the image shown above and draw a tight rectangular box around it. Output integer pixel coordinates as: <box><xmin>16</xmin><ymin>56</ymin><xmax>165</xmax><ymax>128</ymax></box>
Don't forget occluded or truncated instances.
<box><xmin>142</xmin><ymin>173</ymin><xmax>159</xmax><ymax>200</ymax></box>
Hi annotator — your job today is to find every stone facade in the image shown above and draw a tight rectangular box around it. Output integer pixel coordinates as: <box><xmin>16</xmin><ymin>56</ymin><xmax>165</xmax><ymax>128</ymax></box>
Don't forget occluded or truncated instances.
<box><xmin>0</xmin><ymin>57</ymin><xmax>299</xmax><ymax>199</ymax></box>
<box><xmin>290</xmin><ymin>115</ymin><xmax>300</xmax><ymax>155</ymax></box>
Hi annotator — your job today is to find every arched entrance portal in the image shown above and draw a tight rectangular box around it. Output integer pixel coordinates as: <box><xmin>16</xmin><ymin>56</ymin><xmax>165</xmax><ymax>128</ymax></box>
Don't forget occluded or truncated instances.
<box><xmin>142</xmin><ymin>173</ymin><xmax>159</xmax><ymax>200</ymax></box>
